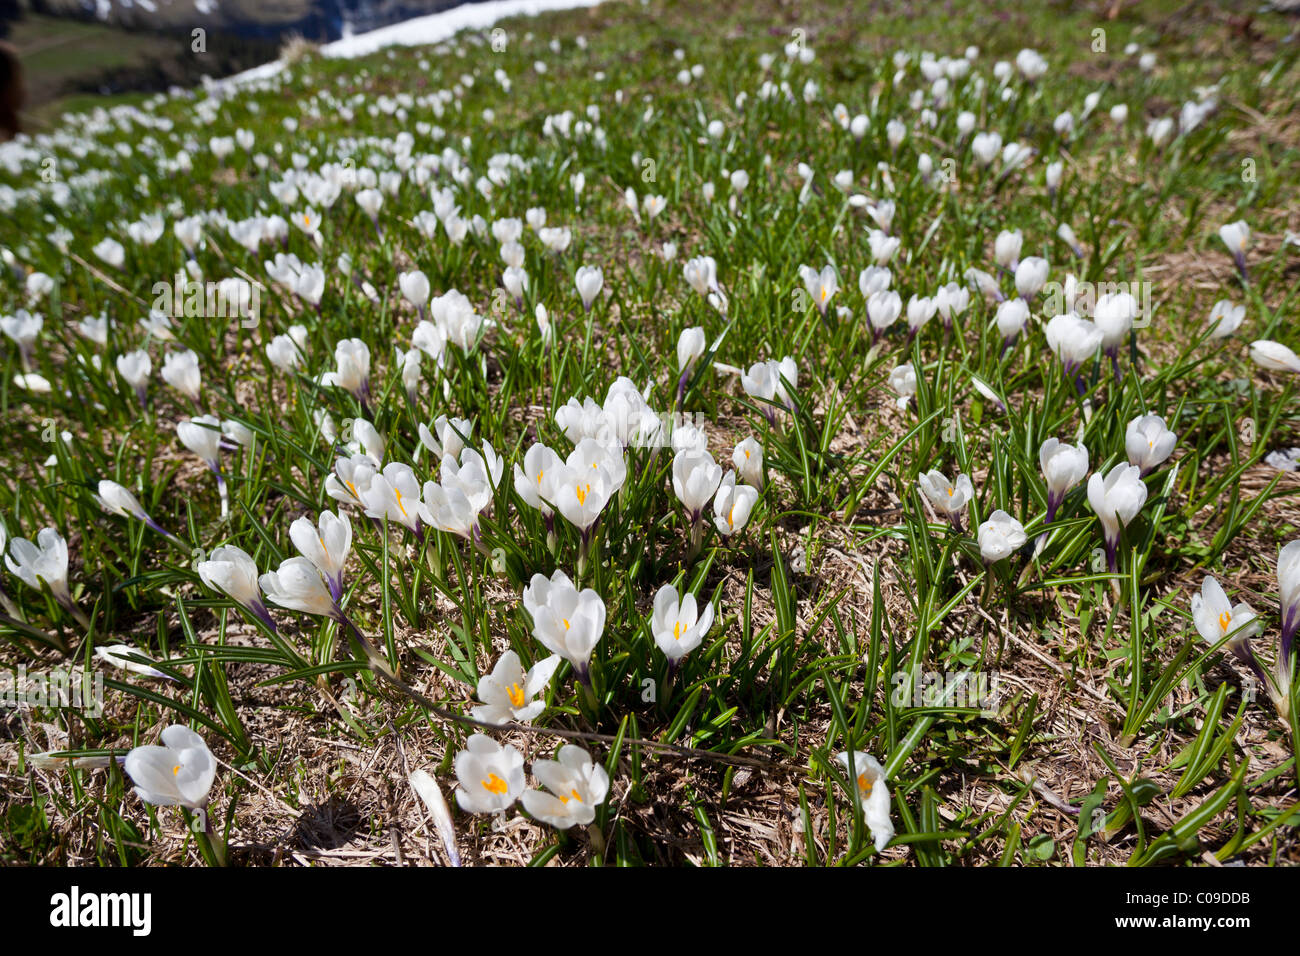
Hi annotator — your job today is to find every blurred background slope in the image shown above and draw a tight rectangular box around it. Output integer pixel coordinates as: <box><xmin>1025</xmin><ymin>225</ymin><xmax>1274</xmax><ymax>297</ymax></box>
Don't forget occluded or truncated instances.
<box><xmin>0</xmin><ymin>0</ymin><xmax>489</xmax><ymax>125</ymax></box>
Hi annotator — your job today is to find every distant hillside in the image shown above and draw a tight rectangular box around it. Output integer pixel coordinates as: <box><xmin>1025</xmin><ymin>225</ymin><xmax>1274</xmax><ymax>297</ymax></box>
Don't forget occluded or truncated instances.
<box><xmin>13</xmin><ymin>0</ymin><xmax>488</xmax><ymax>42</ymax></box>
<box><xmin>3</xmin><ymin>0</ymin><xmax>490</xmax><ymax>122</ymax></box>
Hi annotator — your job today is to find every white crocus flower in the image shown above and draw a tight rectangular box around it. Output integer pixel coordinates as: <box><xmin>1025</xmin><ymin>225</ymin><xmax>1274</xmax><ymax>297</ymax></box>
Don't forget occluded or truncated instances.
<box><xmin>422</xmin><ymin>481</ymin><xmax>479</xmax><ymax>540</ymax></box>
<box><xmin>1086</xmin><ymin>463</ymin><xmax>1148</xmax><ymax>571</ymax></box>
<box><xmin>868</xmin><ymin>230</ymin><xmax>901</xmax><ymax>265</ymax></box>
<box><xmin>431</xmin><ymin>289</ymin><xmax>485</xmax><ymax>354</ymax></box>
<box><xmin>176</xmin><ymin>415</ymin><xmax>223</xmax><ymax>471</ymax></box>
<box><xmin>1014</xmin><ymin>256</ymin><xmax>1049</xmax><ymax>298</ymax></box>
<box><xmin>972</xmin><ymin>131</ymin><xmax>1003</xmax><ymax>167</ymax></box>
<box><xmin>1</xmin><ymin>309</ymin><xmax>41</xmax><ymax>364</ymax></box>
<box><xmin>93</xmin><ymin>237</ymin><xmax>126</xmax><ymax>269</ymax></box>
<box><xmin>521</xmin><ymin>745</ymin><xmax>609</xmax><ymax>828</ymax></box>
<box><xmin>471</xmin><ymin>650</ymin><xmax>561</xmax><ymax>726</ymax></box>
<box><xmin>713</xmin><ymin>471</ymin><xmax>758</xmax><ymax>537</ymax></box>
<box><xmin>419</xmin><ymin>416</ymin><xmax>471</xmax><ymax>461</ymax></box>
<box><xmin>522</xmin><ymin>569</ymin><xmax>606</xmax><ymax>684</ymax></box>
<box><xmin>889</xmin><ymin>363</ymin><xmax>917</xmax><ymax>409</ymax></box>
<box><xmin>6</xmin><ymin>527</ymin><xmax>75</xmax><ymax>612</ymax></box>
<box><xmin>834</xmin><ymin>751</ymin><xmax>894</xmax><ymax>852</ymax></box>
<box><xmin>1207</xmin><ymin>300</ymin><xmax>1244</xmax><ymax>340</ymax></box>
<box><xmin>1125</xmin><ymin>414</ymin><xmax>1177</xmax><ymax>475</ymax></box>
<box><xmin>259</xmin><ymin>556</ymin><xmax>338</xmax><ymax>618</ymax></box>
<box><xmin>514</xmin><ymin>443</ymin><xmax>564</xmax><ymax>522</ymax></box>
<box><xmin>539</xmin><ymin>226</ymin><xmax>572</xmax><ymax>254</ymax></box>
<box><xmin>859</xmin><ymin>266</ymin><xmax>891</xmax><ymax>298</ymax></box>
<box><xmin>1039</xmin><ymin>439</ymin><xmax>1089</xmax><ymax>522</ymax></box>
<box><xmin>399</xmin><ymin>269</ymin><xmax>431</xmax><ymax>313</ymax></box>
<box><xmin>1250</xmin><ymin>340</ymin><xmax>1300</xmax><ymax>374</ymax></box>
<box><xmin>993</xmin><ymin>300</ymin><xmax>1028</xmax><ymax>352</ymax></box>
<box><xmin>1094</xmin><ymin>291</ymin><xmax>1138</xmax><ymax>369</ymax></box>
<box><xmin>673</xmin><ymin>447</ymin><xmax>723</xmax><ymax>532</ymax></box>
<box><xmin>161</xmin><ymin>349</ymin><xmax>202</xmax><ymax>402</ymax></box>
<box><xmin>77</xmin><ymin>313</ymin><xmax>109</xmax><ymax>347</ymax></box>
<box><xmin>1057</xmin><ymin>222</ymin><xmax>1082</xmax><ymax>257</ymax></box>
<box><xmin>935</xmin><ymin>283</ymin><xmax>969</xmax><ymax>328</ymax></box>
<box><xmin>536</xmin><ymin>304</ymin><xmax>553</xmax><ymax>345</ymax></box>
<box><xmin>677</xmin><ymin>326</ymin><xmax>706</xmax><ymax>376</ymax></box>
<box><xmin>197</xmin><ymin>545</ymin><xmax>277</xmax><ymax>631</ymax></box>
<box><xmin>266</xmin><ymin>333</ymin><xmax>304</xmax><ymax>371</ymax></box>
<box><xmin>408</xmin><ymin>769</ymin><xmax>460</xmax><ymax>866</ymax></box>
<box><xmin>362</xmin><ymin>463</ymin><xmax>429</xmax><ymax>535</ymax></box>
<box><xmin>733</xmin><ymin>437</ymin><xmax>764</xmax><ymax>488</ymax></box>
<box><xmin>683</xmin><ymin>256</ymin><xmax>720</xmax><ymax>297</ymax></box>
<box><xmin>994</xmin><ymin>229</ymin><xmax>1023</xmax><ymax>270</ymax></box>
<box><xmin>551</xmin><ymin>458</ymin><xmax>614</xmax><ymax>543</ymax></box>
<box><xmin>1278</xmin><ymin>540</ymin><xmax>1300</xmax><ymax>654</ymax></box>
<box><xmin>905</xmin><ymin>295</ymin><xmax>937</xmax><ymax>338</ymax></box>
<box><xmin>94</xmin><ymin>644</ymin><xmax>169</xmax><ymax>679</ymax></box>
<box><xmin>652</xmin><ymin>582</ymin><xmax>715</xmax><ymax>663</ymax></box>
<box><xmin>289</xmin><ymin>510</ymin><xmax>352</xmax><ymax>601</ymax></box>
<box><xmin>978</xmin><ymin>510</ymin><xmax>1027</xmax><ymax>562</ymax></box>
<box><xmin>15</xmin><ymin>372</ymin><xmax>51</xmax><ymax>393</ymax></box>
<box><xmin>1044</xmin><ymin>313</ymin><xmax>1103</xmax><ymax>379</ymax></box>
<box><xmin>325</xmin><ymin>454</ymin><xmax>379</xmax><ymax>508</ymax></box>
<box><xmin>575</xmin><ymin>265</ymin><xmax>604</xmax><ymax>311</ymax></box>
<box><xmin>966</xmin><ymin>267</ymin><xmax>1002</xmax><ymax>304</ymax></box>
<box><xmin>1191</xmin><ymin>576</ymin><xmax>1260</xmax><ymax>650</ymax></box>
<box><xmin>94</xmin><ymin>479</ymin><xmax>182</xmax><ymax>545</ymax></box>
<box><xmin>917</xmin><ymin>470</ymin><xmax>974</xmax><ymax>529</ymax></box>
<box><xmin>94</xmin><ymin>479</ymin><xmax>149</xmax><ymax>521</ymax></box>
<box><xmin>867</xmin><ymin>290</ymin><xmax>902</xmax><ymax>340</ymax></box>
<box><xmin>740</xmin><ymin>357</ymin><xmax>798</xmax><ymax>421</ymax></box>
<box><xmin>117</xmin><ymin>349</ymin><xmax>152</xmax><ymax>404</ymax></box>
<box><xmin>322</xmin><ymin>338</ymin><xmax>372</xmax><ymax>405</ymax></box>
<box><xmin>355</xmin><ymin>188</ymin><xmax>384</xmax><ymax>220</ymax></box>
<box><xmin>453</xmin><ymin>734</ymin><xmax>525</xmax><ymax>814</ymax></box>
<box><xmin>435</xmin><ymin>445</ymin><xmax>503</xmax><ymax>532</ymax></box>
<box><xmin>803</xmin><ymin>264</ymin><xmax>839</xmax><ymax>315</ymax></box>
<box><xmin>555</xmin><ymin>396</ymin><xmax>606</xmax><ymax>445</ymax></box>
<box><xmin>1219</xmin><ymin>220</ymin><xmax>1249</xmax><ymax>276</ymax></box>
<box><xmin>124</xmin><ymin>725</ymin><xmax>216</xmax><ymax>810</ymax></box>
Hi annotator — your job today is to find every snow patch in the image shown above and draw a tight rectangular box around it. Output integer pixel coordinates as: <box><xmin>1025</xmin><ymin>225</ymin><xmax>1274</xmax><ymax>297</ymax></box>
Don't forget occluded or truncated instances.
<box><xmin>222</xmin><ymin>0</ymin><xmax>605</xmax><ymax>87</ymax></box>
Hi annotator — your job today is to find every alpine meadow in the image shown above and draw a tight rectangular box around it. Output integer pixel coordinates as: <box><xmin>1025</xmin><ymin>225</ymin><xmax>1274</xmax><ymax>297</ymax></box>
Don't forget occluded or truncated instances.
<box><xmin>2</xmin><ymin>0</ymin><xmax>1300</xmax><ymax>869</ymax></box>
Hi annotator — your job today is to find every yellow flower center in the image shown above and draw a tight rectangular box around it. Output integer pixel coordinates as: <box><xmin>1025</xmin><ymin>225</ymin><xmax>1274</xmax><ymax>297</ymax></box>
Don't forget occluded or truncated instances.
<box><xmin>481</xmin><ymin>773</ymin><xmax>508</xmax><ymax>795</ymax></box>
<box><xmin>575</xmin><ymin>483</ymin><xmax>589</xmax><ymax>505</ymax></box>
<box><xmin>857</xmin><ymin>772</ymin><xmax>873</xmax><ymax>796</ymax></box>
<box><xmin>506</xmin><ymin>682</ymin><xmax>526</xmax><ymax>708</ymax></box>
<box><xmin>346</xmin><ymin>480</ymin><xmax>359</xmax><ymax>500</ymax></box>
<box><xmin>173</xmin><ymin>764</ymin><xmax>181</xmax><ymax>776</ymax></box>
<box><xmin>562</xmin><ymin>618</ymin><xmax>571</xmax><ymax>631</ymax></box>
<box><xmin>673</xmin><ymin>620</ymin><xmax>683</xmax><ymax>641</ymax></box>
<box><xmin>1218</xmin><ymin>610</ymin><xmax>1232</xmax><ymax>633</ymax></box>
<box><xmin>395</xmin><ymin>488</ymin><xmax>409</xmax><ymax>518</ymax></box>
<box><xmin>557</xmin><ymin>788</ymin><xmax>583</xmax><ymax>805</ymax></box>
<box><xmin>946</xmin><ymin>486</ymin><xmax>954</xmax><ymax>497</ymax></box>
